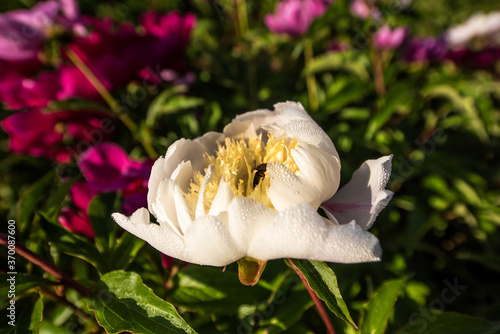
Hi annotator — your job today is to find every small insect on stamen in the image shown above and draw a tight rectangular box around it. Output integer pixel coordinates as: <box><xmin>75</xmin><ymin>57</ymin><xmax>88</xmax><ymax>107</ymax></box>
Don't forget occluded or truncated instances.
<box><xmin>253</xmin><ymin>163</ymin><xmax>267</xmax><ymax>188</ymax></box>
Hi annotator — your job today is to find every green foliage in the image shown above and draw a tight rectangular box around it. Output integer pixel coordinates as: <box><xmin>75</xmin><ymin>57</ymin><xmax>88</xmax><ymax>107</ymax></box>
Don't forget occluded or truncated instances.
<box><xmin>290</xmin><ymin>259</ymin><xmax>356</xmax><ymax>328</ymax></box>
<box><xmin>86</xmin><ymin>271</ymin><xmax>196</xmax><ymax>334</ymax></box>
<box><xmin>1</xmin><ymin>0</ymin><xmax>500</xmax><ymax>333</ymax></box>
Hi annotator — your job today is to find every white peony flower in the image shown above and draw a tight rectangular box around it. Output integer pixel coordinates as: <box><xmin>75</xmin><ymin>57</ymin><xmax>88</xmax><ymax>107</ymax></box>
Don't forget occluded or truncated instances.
<box><xmin>445</xmin><ymin>11</ymin><xmax>500</xmax><ymax>48</ymax></box>
<box><xmin>112</xmin><ymin>102</ymin><xmax>393</xmax><ymax>273</ymax></box>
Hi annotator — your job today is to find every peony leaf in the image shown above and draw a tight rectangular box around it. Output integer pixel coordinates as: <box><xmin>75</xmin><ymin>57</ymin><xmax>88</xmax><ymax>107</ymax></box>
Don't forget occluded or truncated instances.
<box><xmin>42</xmin><ymin>174</ymin><xmax>81</xmax><ymax>222</ymax></box>
<box><xmin>360</xmin><ymin>276</ymin><xmax>408</xmax><ymax>334</ymax></box>
<box><xmin>18</xmin><ymin>171</ymin><xmax>55</xmax><ymax>232</ymax></box>
<box><xmin>146</xmin><ymin>88</ymin><xmax>204</xmax><ymax>126</ymax></box>
<box><xmin>0</xmin><ymin>106</ymin><xmax>34</xmax><ymax>121</ymax></box>
<box><xmin>37</xmin><ymin>211</ymin><xmax>108</xmax><ymax>271</ymax></box>
<box><xmin>86</xmin><ymin>270</ymin><xmax>196</xmax><ymax>334</ymax></box>
<box><xmin>261</xmin><ymin>288</ymin><xmax>315</xmax><ymax>334</ymax></box>
<box><xmin>289</xmin><ymin>259</ymin><xmax>357</xmax><ymax>328</ymax></box>
<box><xmin>395</xmin><ymin>312</ymin><xmax>500</xmax><ymax>334</ymax></box>
<box><xmin>0</xmin><ymin>274</ymin><xmax>52</xmax><ymax>309</ymax></box>
<box><xmin>87</xmin><ymin>193</ymin><xmax>119</xmax><ymax>255</ymax></box>
<box><xmin>0</xmin><ymin>294</ymin><xmax>43</xmax><ymax>334</ymax></box>
<box><xmin>169</xmin><ymin>265</ymin><xmax>269</xmax><ymax>314</ymax></box>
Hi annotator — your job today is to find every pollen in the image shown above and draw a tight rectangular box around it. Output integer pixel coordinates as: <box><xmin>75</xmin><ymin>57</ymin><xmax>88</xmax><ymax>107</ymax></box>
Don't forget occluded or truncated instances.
<box><xmin>184</xmin><ymin>134</ymin><xmax>299</xmax><ymax>217</ymax></box>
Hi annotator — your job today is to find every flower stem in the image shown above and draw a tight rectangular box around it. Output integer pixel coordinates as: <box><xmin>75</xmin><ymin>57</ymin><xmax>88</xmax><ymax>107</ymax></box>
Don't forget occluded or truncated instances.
<box><xmin>235</xmin><ymin>0</ymin><xmax>249</xmax><ymax>36</ymax></box>
<box><xmin>0</xmin><ymin>233</ymin><xmax>90</xmax><ymax>296</ymax></box>
<box><xmin>304</xmin><ymin>40</ymin><xmax>319</xmax><ymax>111</ymax></box>
<box><xmin>288</xmin><ymin>258</ymin><xmax>335</xmax><ymax>334</ymax></box>
<box><xmin>372</xmin><ymin>46</ymin><xmax>386</xmax><ymax>95</ymax></box>
<box><xmin>65</xmin><ymin>48</ymin><xmax>158</xmax><ymax>158</ymax></box>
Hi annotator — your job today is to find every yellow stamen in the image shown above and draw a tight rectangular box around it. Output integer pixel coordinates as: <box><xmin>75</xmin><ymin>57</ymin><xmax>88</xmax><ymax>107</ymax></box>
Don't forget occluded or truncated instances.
<box><xmin>184</xmin><ymin>134</ymin><xmax>299</xmax><ymax>217</ymax></box>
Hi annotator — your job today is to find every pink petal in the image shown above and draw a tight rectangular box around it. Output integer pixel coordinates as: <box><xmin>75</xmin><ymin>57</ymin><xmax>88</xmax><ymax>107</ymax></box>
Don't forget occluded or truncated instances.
<box><xmin>78</xmin><ymin>143</ymin><xmax>132</xmax><ymax>191</ymax></box>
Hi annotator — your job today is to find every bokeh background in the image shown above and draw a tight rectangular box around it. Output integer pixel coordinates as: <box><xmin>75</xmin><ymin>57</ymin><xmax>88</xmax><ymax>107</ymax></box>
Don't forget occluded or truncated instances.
<box><xmin>1</xmin><ymin>0</ymin><xmax>499</xmax><ymax>333</ymax></box>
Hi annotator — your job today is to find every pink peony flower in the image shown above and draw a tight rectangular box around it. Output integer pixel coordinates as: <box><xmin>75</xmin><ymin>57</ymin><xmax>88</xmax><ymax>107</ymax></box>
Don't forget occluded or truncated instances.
<box><xmin>374</xmin><ymin>25</ymin><xmax>407</xmax><ymax>50</ymax></box>
<box><xmin>350</xmin><ymin>0</ymin><xmax>380</xmax><ymax>20</ymax></box>
<box><xmin>57</xmin><ymin>12</ymin><xmax>196</xmax><ymax>100</ymax></box>
<box><xmin>0</xmin><ymin>0</ymin><xmax>81</xmax><ymax>62</ymax></box>
<box><xmin>78</xmin><ymin>143</ymin><xmax>152</xmax><ymax>192</ymax></box>
<box><xmin>265</xmin><ymin>0</ymin><xmax>330</xmax><ymax>37</ymax></box>
<box><xmin>59</xmin><ymin>143</ymin><xmax>153</xmax><ymax>236</ymax></box>
<box><xmin>0</xmin><ymin>70</ymin><xmax>111</xmax><ymax>162</ymax></box>
<box><xmin>59</xmin><ymin>181</ymin><xmax>97</xmax><ymax>238</ymax></box>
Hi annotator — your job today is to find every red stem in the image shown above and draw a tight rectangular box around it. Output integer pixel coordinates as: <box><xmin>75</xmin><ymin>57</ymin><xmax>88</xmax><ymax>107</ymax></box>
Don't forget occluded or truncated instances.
<box><xmin>288</xmin><ymin>259</ymin><xmax>335</xmax><ymax>334</ymax></box>
<box><xmin>0</xmin><ymin>233</ymin><xmax>91</xmax><ymax>296</ymax></box>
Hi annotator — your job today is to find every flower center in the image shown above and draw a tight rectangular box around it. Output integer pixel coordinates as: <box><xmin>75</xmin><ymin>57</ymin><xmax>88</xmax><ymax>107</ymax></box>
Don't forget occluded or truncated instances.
<box><xmin>184</xmin><ymin>134</ymin><xmax>299</xmax><ymax>216</ymax></box>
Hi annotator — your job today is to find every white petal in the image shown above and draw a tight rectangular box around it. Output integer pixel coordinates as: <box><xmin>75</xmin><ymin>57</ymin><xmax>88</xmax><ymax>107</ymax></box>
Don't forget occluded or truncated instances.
<box><xmin>112</xmin><ymin>208</ymin><xmax>193</xmax><ymax>263</ymax></box>
<box><xmin>247</xmin><ymin>202</ymin><xmax>382</xmax><ymax>263</ymax></box>
<box><xmin>209</xmin><ymin>178</ymin><xmax>235</xmax><ymax>216</ymax></box>
<box><xmin>195</xmin><ymin>165</ymin><xmax>215</xmax><ymax>219</ymax></box>
<box><xmin>150</xmin><ymin>178</ymin><xmax>182</xmax><ymax>235</ymax></box>
<box><xmin>292</xmin><ymin>143</ymin><xmax>341</xmax><ymax>208</ymax></box>
<box><xmin>223</xmin><ymin>101</ymin><xmax>318</xmax><ymax>140</ymax></box>
<box><xmin>283</xmin><ymin>120</ymin><xmax>338</xmax><ymax>158</ymax></box>
<box><xmin>226</xmin><ymin>197</ymin><xmax>277</xmax><ymax>252</ymax></box>
<box><xmin>184</xmin><ymin>215</ymin><xmax>243</xmax><ymax>266</ymax></box>
<box><xmin>170</xmin><ymin>160</ymin><xmax>193</xmax><ymax>193</ymax></box>
<box><xmin>147</xmin><ymin>139</ymin><xmax>205</xmax><ymax>211</ymax></box>
<box><xmin>322</xmin><ymin>155</ymin><xmax>394</xmax><ymax>230</ymax></box>
<box><xmin>173</xmin><ymin>183</ymin><xmax>193</xmax><ymax>234</ymax></box>
<box><xmin>267</xmin><ymin>162</ymin><xmax>319</xmax><ymax>211</ymax></box>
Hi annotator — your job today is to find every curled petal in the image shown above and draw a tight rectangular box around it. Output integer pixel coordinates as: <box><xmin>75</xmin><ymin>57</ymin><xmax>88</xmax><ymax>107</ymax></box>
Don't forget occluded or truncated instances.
<box><xmin>292</xmin><ymin>143</ymin><xmax>341</xmax><ymax>207</ymax></box>
<box><xmin>112</xmin><ymin>208</ymin><xmax>193</xmax><ymax>263</ymax></box>
<box><xmin>248</xmin><ymin>202</ymin><xmax>382</xmax><ymax>263</ymax></box>
<box><xmin>322</xmin><ymin>155</ymin><xmax>394</xmax><ymax>230</ymax></box>
<box><xmin>267</xmin><ymin>143</ymin><xmax>340</xmax><ymax>211</ymax></box>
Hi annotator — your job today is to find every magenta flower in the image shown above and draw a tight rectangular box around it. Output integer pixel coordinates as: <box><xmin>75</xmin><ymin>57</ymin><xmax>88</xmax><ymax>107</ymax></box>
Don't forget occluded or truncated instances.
<box><xmin>446</xmin><ymin>46</ymin><xmax>500</xmax><ymax>70</ymax></box>
<box><xmin>350</xmin><ymin>0</ymin><xmax>380</xmax><ymax>20</ymax></box>
<box><xmin>374</xmin><ymin>25</ymin><xmax>407</xmax><ymax>50</ymax></box>
<box><xmin>59</xmin><ymin>181</ymin><xmax>97</xmax><ymax>238</ymax></box>
<box><xmin>59</xmin><ymin>143</ymin><xmax>153</xmax><ymax>237</ymax></box>
<box><xmin>0</xmin><ymin>71</ymin><xmax>109</xmax><ymax>162</ymax></box>
<box><xmin>57</xmin><ymin>12</ymin><xmax>196</xmax><ymax>101</ymax></box>
<box><xmin>265</xmin><ymin>0</ymin><xmax>330</xmax><ymax>37</ymax></box>
<box><xmin>402</xmin><ymin>36</ymin><xmax>448</xmax><ymax>62</ymax></box>
<box><xmin>78</xmin><ymin>143</ymin><xmax>152</xmax><ymax>192</ymax></box>
<box><xmin>0</xmin><ymin>0</ymin><xmax>81</xmax><ymax>62</ymax></box>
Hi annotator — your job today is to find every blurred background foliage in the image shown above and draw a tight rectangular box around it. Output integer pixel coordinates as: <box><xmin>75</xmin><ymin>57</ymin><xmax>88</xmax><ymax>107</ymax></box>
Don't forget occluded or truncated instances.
<box><xmin>1</xmin><ymin>0</ymin><xmax>499</xmax><ymax>333</ymax></box>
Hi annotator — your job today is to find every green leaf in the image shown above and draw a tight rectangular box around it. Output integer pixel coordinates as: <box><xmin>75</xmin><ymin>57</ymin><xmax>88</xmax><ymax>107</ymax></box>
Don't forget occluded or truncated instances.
<box><xmin>0</xmin><ymin>274</ymin><xmax>53</xmax><ymax>309</ymax></box>
<box><xmin>86</xmin><ymin>270</ymin><xmax>196</xmax><ymax>334</ymax></box>
<box><xmin>424</xmin><ymin>84</ymin><xmax>488</xmax><ymax>142</ymax></box>
<box><xmin>360</xmin><ymin>277</ymin><xmax>408</xmax><ymax>334</ymax></box>
<box><xmin>147</xmin><ymin>88</ymin><xmax>204</xmax><ymax>126</ymax></box>
<box><xmin>30</xmin><ymin>294</ymin><xmax>44</xmax><ymax>332</ymax></box>
<box><xmin>37</xmin><ymin>211</ymin><xmax>107</xmax><ymax>271</ymax></box>
<box><xmin>396</xmin><ymin>312</ymin><xmax>500</xmax><ymax>334</ymax></box>
<box><xmin>41</xmin><ymin>174</ymin><xmax>81</xmax><ymax>222</ymax></box>
<box><xmin>18</xmin><ymin>171</ymin><xmax>54</xmax><ymax>231</ymax></box>
<box><xmin>0</xmin><ymin>294</ymin><xmax>44</xmax><ymax>334</ymax></box>
<box><xmin>0</xmin><ymin>106</ymin><xmax>34</xmax><ymax>121</ymax></box>
<box><xmin>261</xmin><ymin>289</ymin><xmax>315</xmax><ymax>334</ymax></box>
<box><xmin>289</xmin><ymin>259</ymin><xmax>356</xmax><ymax>328</ymax></box>
<box><xmin>43</xmin><ymin>98</ymin><xmax>109</xmax><ymax>113</ymax></box>
<box><xmin>303</xmin><ymin>50</ymin><xmax>370</xmax><ymax>81</ymax></box>
<box><xmin>87</xmin><ymin>193</ymin><xmax>118</xmax><ymax>255</ymax></box>
<box><xmin>110</xmin><ymin>231</ymin><xmax>145</xmax><ymax>271</ymax></box>
<box><xmin>170</xmin><ymin>265</ymin><xmax>270</xmax><ymax>314</ymax></box>
<box><xmin>366</xmin><ymin>83</ymin><xmax>415</xmax><ymax>140</ymax></box>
